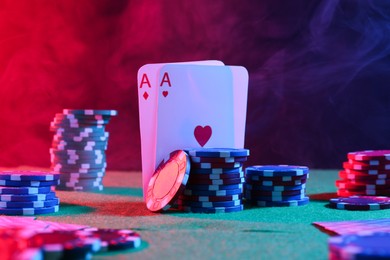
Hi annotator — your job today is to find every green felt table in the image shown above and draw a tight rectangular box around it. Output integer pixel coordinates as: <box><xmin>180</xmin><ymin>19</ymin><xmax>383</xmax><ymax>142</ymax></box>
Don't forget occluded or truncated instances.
<box><xmin>31</xmin><ymin>169</ymin><xmax>390</xmax><ymax>260</ymax></box>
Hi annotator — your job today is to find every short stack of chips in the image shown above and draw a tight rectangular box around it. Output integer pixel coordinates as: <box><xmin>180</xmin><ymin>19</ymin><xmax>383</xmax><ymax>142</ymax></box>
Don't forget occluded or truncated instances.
<box><xmin>336</xmin><ymin>150</ymin><xmax>390</xmax><ymax>197</ymax></box>
<box><xmin>0</xmin><ymin>170</ymin><xmax>60</xmax><ymax>215</ymax></box>
<box><xmin>177</xmin><ymin>148</ymin><xmax>249</xmax><ymax>213</ymax></box>
<box><xmin>49</xmin><ymin>109</ymin><xmax>117</xmax><ymax>192</ymax></box>
<box><xmin>244</xmin><ymin>165</ymin><xmax>310</xmax><ymax>207</ymax></box>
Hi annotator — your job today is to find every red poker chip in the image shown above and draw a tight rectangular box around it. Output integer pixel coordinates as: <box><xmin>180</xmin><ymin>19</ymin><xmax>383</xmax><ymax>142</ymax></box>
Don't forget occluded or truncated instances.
<box><xmin>329</xmin><ymin>196</ymin><xmax>390</xmax><ymax>210</ymax></box>
<box><xmin>146</xmin><ymin>150</ymin><xmax>190</xmax><ymax>212</ymax></box>
<box><xmin>343</xmin><ymin>161</ymin><xmax>390</xmax><ymax>171</ymax></box>
<box><xmin>344</xmin><ymin>168</ymin><xmax>390</xmax><ymax>175</ymax></box>
<box><xmin>336</xmin><ymin>180</ymin><xmax>390</xmax><ymax>190</ymax></box>
<box><xmin>339</xmin><ymin>171</ymin><xmax>390</xmax><ymax>181</ymax></box>
<box><xmin>337</xmin><ymin>189</ymin><xmax>390</xmax><ymax>197</ymax></box>
<box><xmin>348</xmin><ymin>158</ymin><xmax>390</xmax><ymax>168</ymax></box>
<box><xmin>348</xmin><ymin>150</ymin><xmax>390</xmax><ymax>161</ymax></box>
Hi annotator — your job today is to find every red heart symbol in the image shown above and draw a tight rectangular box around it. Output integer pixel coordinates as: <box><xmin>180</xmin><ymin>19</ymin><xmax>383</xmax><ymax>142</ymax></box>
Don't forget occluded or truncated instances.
<box><xmin>162</xmin><ymin>91</ymin><xmax>168</xmax><ymax>97</ymax></box>
<box><xmin>194</xmin><ymin>125</ymin><xmax>212</xmax><ymax>147</ymax></box>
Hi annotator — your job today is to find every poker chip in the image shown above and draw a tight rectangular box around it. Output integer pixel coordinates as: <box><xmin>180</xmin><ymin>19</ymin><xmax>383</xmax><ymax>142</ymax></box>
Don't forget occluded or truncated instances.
<box><xmin>190</xmin><ymin>156</ymin><xmax>248</xmax><ymax>163</ymax></box>
<box><xmin>0</xmin><ymin>192</ymin><xmax>57</xmax><ymax>202</ymax></box>
<box><xmin>185</xmin><ymin>148</ymin><xmax>250</xmax><ymax>158</ymax></box>
<box><xmin>179</xmin><ymin>194</ymin><xmax>242</xmax><ymax>202</ymax></box>
<box><xmin>343</xmin><ymin>161</ymin><xmax>390</xmax><ymax>171</ymax></box>
<box><xmin>336</xmin><ymin>180</ymin><xmax>390</xmax><ymax>190</ymax></box>
<box><xmin>190</xmin><ymin>167</ymin><xmax>244</xmax><ymax>174</ymax></box>
<box><xmin>63</xmin><ymin>109</ymin><xmax>118</xmax><ymax>116</ymax></box>
<box><xmin>0</xmin><ymin>179</ymin><xmax>59</xmax><ymax>187</ymax></box>
<box><xmin>186</xmin><ymin>177</ymin><xmax>245</xmax><ymax>185</ymax></box>
<box><xmin>177</xmin><ymin>199</ymin><xmax>242</xmax><ymax>208</ymax></box>
<box><xmin>180</xmin><ymin>204</ymin><xmax>244</xmax><ymax>213</ymax></box>
<box><xmin>50</xmin><ymin>109</ymin><xmax>117</xmax><ymax>192</ymax></box>
<box><xmin>348</xmin><ymin>150</ymin><xmax>390</xmax><ymax>161</ymax></box>
<box><xmin>79</xmin><ymin>228</ymin><xmax>141</xmax><ymax>251</ymax></box>
<box><xmin>27</xmin><ymin>229</ymin><xmax>101</xmax><ymax>259</ymax></box>
<box><xmin>328</xmin><ymin>232</ymin><xmax>390</xmax><ymax>259</ymax></box>
<box><xmin>328</xmin><ymin>196</ymin><xmax>390</xmax><ymax>210</ymax></box>
<box><xmin>337</xmin><ymin>189</ymin><xmax>390</xmax><ymax>197</ymax></box>
<box><xmin>146</xmin><ymin>150</ymin><xmax>190</xmax><ymax>212</ymax></box>
<box><xmin>0</xmin><ymin>197</ymin><xmax>60</xmax><ymax>208</ymax></box>
<box><xmin>339</xmin><ymin>171</ymin><xmax>390</xmax><ymax>180</ymax></box>
<box><xmin>183</xmin><ymin>188</ymin><xmax>243</xmax><ymax>197</ymax></box>
<box><xmin>185</xmin><ymin>183</ymin><xmax>243</xmax><ymax>191</ymax></box>
<box><xmin>245</xmin><ymin>165</ymin><xmax>309</xmax><ymax>177</ymax></box>
<box><xmin>0</xmin><ymin>170</ymin><xmax>60</xmax><ymax>181</ymax></box>
<box><xmin>252</xmin><ymin>197</ymin><xmax>310</xmax><ymax>207</ymax></box>
<box><xmin>0</xmin><ymin>186</ymin><xmax>52</xmax><ymax>195</ymax></box>
<box><xmin>188</xmin><ymin>172</ymin><xmax>244</xmax><ymax>180</ymax></box>
<box><xmin>244</xmin><ymin>165</ymin><xmax>309</xmax><ymax>207</ymax></box>
<box><xmin>190</xmin><ymin>162</ymin><xmax>243</xmax><ymax>169</ymax></box>
<box><xmin>0</xmin><ymin>205</ymin><xmax>59</xmax><ymax>215</ymax></box>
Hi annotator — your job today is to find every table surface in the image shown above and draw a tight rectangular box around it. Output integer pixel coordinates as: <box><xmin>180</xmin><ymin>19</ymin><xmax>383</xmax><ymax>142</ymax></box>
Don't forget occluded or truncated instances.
<box><xmin>29</xmin><ymin>169</ymin><xmax>390</xmax><ymax>260</ymax></box>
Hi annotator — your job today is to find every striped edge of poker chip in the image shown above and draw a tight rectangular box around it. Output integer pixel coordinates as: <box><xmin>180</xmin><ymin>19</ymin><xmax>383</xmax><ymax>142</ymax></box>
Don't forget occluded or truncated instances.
<box><xmin>250</xmin><ymin>196</ymin><xmax>310</xmax><ymax>207</ymax></box>
<box><xmin>63</xmin><ymin>109</ymin><xmax>118</xmax><ymax>116</ymax></box>
<box><xmin>0</xmin><ymin>170</ymin><xmax>60</xmax><ymax>181</ymax></box>
<box><xmin>328</xmin><ymin>196</ymin><xmax>390</xmax><ymax>210</ymax></box>
<box><xmin>180</xmin><ymin>204</ymin><xmax>244</xmax><ymax>213</ymax></box>
<box><xmin>185</xmin><ymin>148</ymin><xmax>250</xmax><ymax>158</ymax></box>
<box><xmin>146</xmin><ymin>150</ymin><xmax>190</xmax><ymax>212</ymax></box>
<box><xmin>347</xmin><ymin>150</ymin><xmax>390</xmax><ymax>161</ymax></box>
<box><xmin>328</xmin><ymin>232</ymin><xmax>390</xmax><ymax>259</ymax></box>
<box><xmin>0</xmin><ymin>205</ymin><xmax>59</xmax><ymax>216</ymax></box>
<box><xmin>245</xmin><ymin>165</ymin><xmax>309</xmax><ymax>177</ymax></box>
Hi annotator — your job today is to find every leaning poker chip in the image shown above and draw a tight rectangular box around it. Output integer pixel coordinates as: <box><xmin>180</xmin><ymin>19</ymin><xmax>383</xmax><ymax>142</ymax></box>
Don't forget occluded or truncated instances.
<box><xmin>189</xmin><ymin>172</ymin><xmax>244</xmax><ymax>180</ymax></box>
<box><xmin>0</xmin><ymin>186</ymin><xmax>52</xmax><ymax>195</ymax></box>
<box><xmin>185</xmin><ymin>148</ymin><xmax>250</xmax><ymax>158</ymax></box>
<box><xmin>179</xmin><ymin>194</ymin><xmax>242</xmax><ymax>202</ymax></box>
<box><xmin>146</xmin><ymin>150</ymin><xmax>190</xmax><ymax>212</ymax></box>
<box><xmin>185</xmin><ymin>183</ymin><xmax>243</xmax><ymax>191</ymax></box>
<box><xmin>0</xmin><ymin>197</ymin><xmax>60</xmax><ymax>208</ymax></box>
<box><xmin>328</xmin><ymin>196</ymin><xmax>390</xmax><ymax>211</ymax></box>
<box><xmin>0</xmin><ymin>179</ymin><xmax>59</xmax><ymax>187</ymax></box>
<box><xmin>183</xmin><ymin>188</ymin><xmax>243</xmax><ymax>197</ymax></box>
<box><xmin>79</xmin><ymin>228</ymin><xmax>141</xmax><ymax>251</ymax></box>
<box><xmin>252</xmin><ymin>197</ymin><xmax>310</xmax><ymax>207</ymax></box>
<box><xmin>0</xmin><ymin>192</ymin><xmax>57</xmax><ymax>202</ymax></box>
<box><xmin>190</xmin><ymin>167</ymin><xmax>243</xmax><ymax>174</ymax></box>
<box><xmin>63</xmin><ymin>109</ymin><xmax>118</xmax><ymax>116</ymax></box>
<box><xmin>0</xmin><ymin>170</ymin><xmax>60</xmax><ymax>181</ymax></box>
<box><xmin>328</xmin><ymin>232</ymin><xmax>390</xmax><ymax>259</ymax></box>
<box><xmin>180</xmin><ymin>204</ymin><xmax>244</xmax><ymax>213</ymax></box>
<box><xmin>27</xmin><ymin>230</ymin><xmax>101</xmax><ymax>259</ymax></box>
<box><xmin>0</xmin><ymin>205</ymin><xmax>59</xmax><ymax>215</ymax></box>
<box><xmin>245</xmin><ymin>165</ymin><xmax>309</xmax><ymax>177</ymax></box>
<box><xmin>177</xmin><ymin>199</ymin><xmax>242</xmax><ymax>208</ymax></box>
<box><xmin>190</xmin><ymin>162</ymin><xmax>243</xmax><ymax>169</ymax></box>
<box><xmin>187</xmin><ymin>177</ymin><xmax>245</xmax><ymax>185</ymax></box>
<box><xmin>190</xmin><ymin>156</ymin><xmax>247</xmax><ymax>163</ymax></box>
<box><xmin>348</xmin><ymin>150</ymin><xmax>390</xmax><ymax>161</ymax></box>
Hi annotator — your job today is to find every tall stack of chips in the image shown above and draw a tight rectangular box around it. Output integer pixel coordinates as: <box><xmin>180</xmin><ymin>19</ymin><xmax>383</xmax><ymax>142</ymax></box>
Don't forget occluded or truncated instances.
<box><xmin>49</xmin><ymin>109</ymin><xmax>117</xmax><ymax>192</ymax></box>
<box><xmin>244</xmin><ymin>165</ymin><xmax>310</xmax><ymax>207</ymax></box>
<box><xmin>0</xmin><ymin>170</ymin><xmax>60</xmax><ymax>215</ymax></box>
<box><xmin>177</xmin><ymin>148</ymin><xmax>249</xmax><ymax>213</ymax></box>
<box><xmin>336</xmin><ymin>150</ymin><xmax>390</xmax><ymax>197</ymax></box>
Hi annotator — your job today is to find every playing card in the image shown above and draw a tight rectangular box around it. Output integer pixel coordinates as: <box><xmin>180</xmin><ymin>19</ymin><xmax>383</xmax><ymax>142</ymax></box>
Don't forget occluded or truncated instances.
<box><xmin>155</xmin><ymin>64</ymin><xmax>236</xmax><ymax>175</ymax></box>
<box><xmin>137</xmin><ymin>61</ymin><xmax>224</xmax><ymax>197</ymax></box>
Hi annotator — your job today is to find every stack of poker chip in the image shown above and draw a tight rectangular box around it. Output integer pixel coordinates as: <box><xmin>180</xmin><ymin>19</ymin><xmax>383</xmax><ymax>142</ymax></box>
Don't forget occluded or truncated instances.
<box><xmin>49</xmin><ymin>109</ymin><xmax>117</xmax><ymax>192</ymax></box>
<box><xmin>336</xmin><ymin>150</ymin><xmax>390</xmax><ymax>197</ymax></box>
<box><xmin>328</xmin><ymin>232</ymin><xmax>390</xmax><ymax>260</ymax></box>
<box><xmin>0</xmin><ymin>170</ymin><xmax>60</xmax><ymax>215</ymax></box>
<box><xmin>244</xmin><ymin>165</ymin><xmax>310</xmax><ymax>207</ymax></box>
<box><xmin>177</xmin><ymin>148</ymin><xmax>250</xmax><ymax>213</ymax></box>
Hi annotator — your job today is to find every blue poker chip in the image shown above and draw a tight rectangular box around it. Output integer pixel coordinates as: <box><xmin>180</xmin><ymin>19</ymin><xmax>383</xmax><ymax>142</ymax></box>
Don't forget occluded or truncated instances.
<box><xmin>179</xmin><ymin>194</ymin><xmax>242</xmax><ymax>202</ymax></box>
<box><xmin>63</xmin><ymin>109</ymin><xmax>118</xmax><ymax>116</ymax></box>
<box><xmin>50</xmin><ymin>148</ymin><xmax>105</xmax><ymax>156</ymax></box>
<box><xmin>251</xmin><ymin>196</ymin><xmax>310</xmax><ymax>207</ymax></box>
<box><xmin>0</xmin><ymin>205</ymin><xmax>59</xmax><ymax>215</ymax></box>
<box><xmin>53</xmin><ymin>134</ymin><xmax>109</xmax><ymax>142</ymax></box>
<box><xmin>245</xmin><ymin>178</ymin><xmax>307</xmax><ymax>187</ymax></box>
<box><xmin>0</xmin><ymin>179</ymin><xmax>60</xmax><ymax>187</ymax></box>
<box><xmin>190</xmin><ymin>162</ymin><xmax>243</xmax><ymax>169</ymax></box>
<box><xmin>187</xmin><ymin>177</ymin><xmax>245</xmax><ymax>185</ymax></box>
<box><xmin>59</xmin><ymin>179</ymin><xmax>102</xmax><ymax>188</ymax></box>
<box><xmin>190</xmin><ymin>156</ymin><xmax>248</xmax><ymax>163</ymax></box>
<box><xmin>189</xmin><ymin>172</ymin><xmax>244</xmax><ymax>180</ymax></box>
<box><xmin>244</xmin><ymin>188</ymin><xmax>305</xmax><ymax>197</ymax></box>
<box><xmin>0</xmin><ymin>192</ymin><xmax>57</xmax><ymax>202</ymax></box>
<box><xmin>245</xmin><ymin>193</ymin><xmax>307</xmax><ymax>202</ymax></box>
<box><xmin>51</xmin><ymin>162</ymin><xmax>107</xmax><ymax>171</ymax></box>
<box><xmin>183</xmin><ymin>188</ymin><xmax>243</xmax><ymax>196</ymax></box>
<box><xmin>0</xmin><ymin>170</ymin><xmax>60</xmax><ymax>181</ymax></box>
<box><xmin>246</xmin><ymin>184</ymin><xmax>307</xmax><ymax>191</ymax></box>
<box><xmin>185</xmin><ymin>148</ymin><xmax>250</xmax><ymax>158</ymax></box>
<box><xmin>52</xmin><ymin>127</ymin><xmax>107</xmax><ymax>135</ymax></box>
<box><xmin>177</xmin><ymin>199</ymin><xmax>242</xmax><ymax>208</ymax></box>
<box><xmin>0</xmin><ymin>186</ymin><xmax>52</xmax><ymax>195</ymax></box>
<box><xmin>190</xmin><ymin>167</ymin><xmax>243</xmax><ymax>174</ymax></box>
<box><xmin>58</xmin><ymin>172</ymin><xmax>105</xmax><ymax>179</ymax></box>
<box><xmin>328</xmin><ymin>232</ymin><xmax>390</xmax><ymax>259</ymax></box>
<box><xmin>0</xmin><ymin>197</ymin><xmax>60</xmax><ymax>208</ymax></box>
<box><xmin>246</xmin><ymin>174</ymin><xmax>308</xmax><ymax>182</ymax></box>
<box><xmin>180</xmin><ymin>204</ymin><xmax>244</xmax><ymax>213</ymax></box>
<box><xmin>245</xmin><ymin>165</ymin><xmax>309</xmax><ymax>177</ymax></box>
<box><xmin>185</xmin><ymin>183</ymin><xmax>243</xmax><ymax>191</ymax></box>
